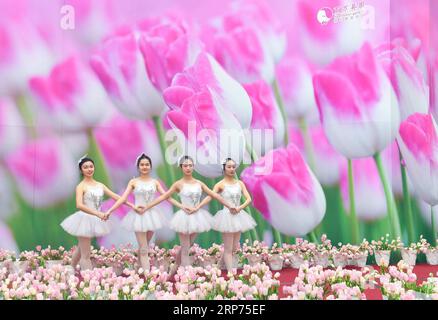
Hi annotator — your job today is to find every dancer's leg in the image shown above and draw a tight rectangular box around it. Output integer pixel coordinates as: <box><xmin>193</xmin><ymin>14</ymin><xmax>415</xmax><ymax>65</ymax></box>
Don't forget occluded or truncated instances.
<box><xmin>179</xmin><ymin>233</ymin><xmax>191</xmax><ymax>266</ymax></box>
<box><xmin>78</xmin><ymin>237</ymin><xmax>92</xmax><ymax>270</ymax></box>
<box><xmin>232</xmin><ymin>232</ymin><xmax>241</xmax><ymax>251</ymax></box>
<box><xmin>188</xmin><ymin>233</ymin><xmax>198</xmax><ymax>265</ymax></box>
<box><xmin>135</xmin><ymin>232</ymin><xmax>150</xmax><ymax>271</ymax></box>
<box><xmin>232</xmin><ymin>232</ymin><xmax>241</xmax><ymax>266</ymax></box>
<box><xmin>71</xmin><ymin>244</ymin><xmax>81</xmax><ymax>269</ymax></box>
<box><xmin>147</xmin><ymin>231</ymin><xmax>154</xmax><ymax>243</ymax></box>
<box><xmin>189</xmin><ymin>233</ymin><xmax>198</xmax><ymax>245</ymax></box>
<box><xmin>223</xmin><ymin>233</ymin><xmax>234</xmax><ymax>273</ymax></box>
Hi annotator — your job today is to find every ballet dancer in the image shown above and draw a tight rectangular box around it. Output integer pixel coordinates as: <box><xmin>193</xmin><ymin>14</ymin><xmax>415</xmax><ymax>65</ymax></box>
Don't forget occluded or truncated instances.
<box><xmin>61</xmin><ymin>156</ymin><xmax>136</xmax><ymax>270</ymax></box>
<box><xmin>197</xmin><ymin>158</ymin><xmax>256</xmax><ymax>273</ymax></box>
<box><xmin>105</xmin><ymin>153</ymin><xmax>187</xmax><ymax>271</ymax></box>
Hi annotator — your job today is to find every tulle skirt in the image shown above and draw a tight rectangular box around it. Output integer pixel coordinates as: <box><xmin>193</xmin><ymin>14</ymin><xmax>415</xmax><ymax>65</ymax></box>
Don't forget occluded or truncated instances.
<box><xmin>212</xmin><ymin>208</ymin><xmax>257</xmax><ymax>233</ymax></box>
<box><xmin>60</xmin><ymin>211</ymin><xmax>113</xmax><ymax>238</ymax></box>
<box><xmin>170</xmin><ymin>208</ymin><xmax>213</xmax><ymax>234</ymax></box>
<box><xmin>121</xmin><ymin>208</ymin><xmax>167</xmax><ymax>232</ymax></box>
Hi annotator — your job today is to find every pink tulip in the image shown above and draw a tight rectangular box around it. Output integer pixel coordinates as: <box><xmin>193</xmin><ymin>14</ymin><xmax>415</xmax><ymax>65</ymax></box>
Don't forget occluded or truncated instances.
<box><xmin>398</xmin><ymin>113</ymin><xmax>438</xmax><ymax>205</ymax></box>
<box><xmin>165</xmin><ymin>52</ymin><xmax>252</xmax><ymax>127</ymax></box>
<box><xmin>29</xmin><ymin>56</ymin><xmax>113</xmax><ymax>132</ymax></box>
<box><xmin>0</xmin><ymin>98</ymin><xmax>26</xmax><ymax>157</ymax></box>
<box><xmin>243</xmin><ymin>80</ymin><xmax>285</xmax><ymax>155</ymax></box>
<box><xmin>138</xmin><ymin>15</ymin><xmax>202</xmax><ymax>92</ymax></box>
<box><xmin>384</xmin><ymin>37</ymin><xmax>430</xmax><ymax>82</ymax></box>
<box><xmin>0</xmin><ymin>166</ymin><xmax>17</xmax><ymax>219</ymax></box>
<box><xmin>294</xmin><ymin>0</ymin><xmax>365</xmax><ymax>65</ymax></box>
<box><xmin>0</xmin><ymin>221</ymin><xmax>18</xmax><ymax>253</ymax></box>
<box><xmin>390</xmin><ymin>0</ymin><xmax>430</xmax><ymax>53</ymax></box>
<box><xmin>241</xmin><ymin>144</ymin><xmax>326</xmax><ymax>236</ymax></box>
<box><xmin>376</xmin><ymin>43</ymin><xmax>429</xmax><ymax>121</ymax></box>
<box><xmin>94</xmin><ymin>114</ymin><xmax>162</xmax><ymax>190</ymax></box>
<box><xmin>228</xmin><ymin>0</ymin><xmax>286</xmax><ymax>63</ymax></box>
<box><xmin>90</xmin><ymin>31</ymin><xmax>164</xmax><ymax>119</ymax></box>
<box><xmin>0</xmin><ymin>11</ymin><xmax>54</xmax><ymax>95</ymax></box>
<box><xmin>163</xmin><ymin>52</ymin><xmax>251</xmax><ymax>177</ymax></box>
<box><xmin>276</xmin><ymin>57</ymin><xmax>319</xmax><ymax>123</ymax></box>
<box><xmin>313</xmin><ymin>42</ymin><xmax>400</xmax><ymax>158</ymax></box>
<box><xmin>340</xmin><ymin>158</ymin><xmax>387</xmax><ymax>221</ymax></box>
<box><xmin>289</xmin><ymin>125</ymin><xmax>343</xmax><ymax>186</ymax></box>
<box><xmin>389</xmin><ymin>1</ymin><xmax>431</xmax><ymax>84</ymax></box>
<box><xmin>4</xmin><ymin>137</ymin><xmax>79</xmax><ymax>208</ymax></box>
<box><xmin>201</xmin><ymin>12</ymin><xmax>275</xmax><ymax>83</ymax></box>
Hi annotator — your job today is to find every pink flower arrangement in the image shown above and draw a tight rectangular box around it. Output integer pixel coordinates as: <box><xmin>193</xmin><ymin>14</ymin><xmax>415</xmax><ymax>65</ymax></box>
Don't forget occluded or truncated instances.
<box><xmin>206</xmin><ymin>243</ymin><xmax>224</xmax><ymax>259</ymax></box>
<box><xmin>0</xmin><ymin>249</ymin><xmax>16</xmax><ymax>263</ymax></box>
<box><xmin>38</xmin><ymin>246</ymin><xmax>67</xmax><ymax>261</ymax></box>
<box><xmin>150</xmin><ymin>246</ymin><xmax>175</xmax><ymax>264</ymax></box>
<box><xmin>188</xmin><ymin>244</ymin><xmax>208</xmax><ymax>266</ymax></box>
<box><xmin>371</xmin><ymin>234</ymin><xmax>403</xmax><ymax>252</ymax></box>
<box><xmin>416</xmin><ymin>236</ymin><xmax>434</xmax><ymax>254</ymax></box>
<box><xmin>268</xmin><ymin>243</ymin><xmax>283</xmax><ymax>256</ymax></box>
<box><xmin>163</xmin><ymin>263</ymin><xmax>279</xmax><ymax>300</ymax></box>
<box><xmin>377</xmin><ymin>260</ymin><xmax>421</xmax><ymax>299</ymax></box>
<box><xmin>283</xmin><ymin>264</ymin><xmax>368</xmax><ymax>300</ymax></box>
<box><xmin>242</xmin><ymin>240</ymin><xmax>268</xmax><ymax>257</ymax></box>
<box><xmin>90</xmin><ymin>246</ymin><xmax>138</xmax><ymax>272</ymax></box>
<box><xmin>380</xmin><ymin>281</ymin><xmax>416</xmax><ymax>300</ymax></box>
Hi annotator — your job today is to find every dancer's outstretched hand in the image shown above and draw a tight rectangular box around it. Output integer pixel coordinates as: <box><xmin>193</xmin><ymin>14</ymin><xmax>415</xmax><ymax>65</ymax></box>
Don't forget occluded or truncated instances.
<box><xmin>104</xmin><ymin>210</ymin><xmax>112</xmax><ymax>220</ymax></box>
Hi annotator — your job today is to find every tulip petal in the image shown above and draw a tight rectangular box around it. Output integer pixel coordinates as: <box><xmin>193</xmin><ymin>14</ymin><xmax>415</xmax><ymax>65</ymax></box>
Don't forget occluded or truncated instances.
<box><xmin>313</xmin><ymin>71</ymin><xmax>362</xmax><ymax>121</ymax></box>
<box><xmin>163</xmin><ymin>86</ymin><xmax>195</xmax><ymax>109</ymax></box>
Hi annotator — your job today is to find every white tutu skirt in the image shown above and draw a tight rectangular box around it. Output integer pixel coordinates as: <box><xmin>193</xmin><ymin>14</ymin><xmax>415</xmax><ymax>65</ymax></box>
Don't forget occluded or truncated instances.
<box><xmin>170</xmin><ymin>208</ymin><xmax>213</xmax><ymax>234</ymax></box>
<box><xmin>212</xmin><ymin>209</ymin><xmax>257</xmax><ymax>233</ymax></box>
<box><xmin>61</xmin><ymin>211</ymin><xmax>113</xmax><ymax>238</ymax></box>
<box><xmin>121</xmin><ymin>208</ymin><xmax>166</xmax><ymax>232</ymax></box>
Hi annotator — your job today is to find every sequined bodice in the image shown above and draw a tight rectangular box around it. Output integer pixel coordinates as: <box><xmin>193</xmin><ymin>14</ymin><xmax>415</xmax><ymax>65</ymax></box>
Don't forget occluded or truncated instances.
<box><xmin>221</xmin><ymin>183</ymin><xmax>242</xmax><ymax>207</ymax></box>
<box><xmin>134</xmin><ymin>180</ymin><xmax>156</xmax><ymax>205</ymax></box>
<box><xmin>83</xmin><ymin>185</ymin><xmax>104</xmax><ymax>211</ymax></box>
<box><xmin>179</xmin><ymin>182</ymin><xmax>202</xmax><ymax>207</ymax></box>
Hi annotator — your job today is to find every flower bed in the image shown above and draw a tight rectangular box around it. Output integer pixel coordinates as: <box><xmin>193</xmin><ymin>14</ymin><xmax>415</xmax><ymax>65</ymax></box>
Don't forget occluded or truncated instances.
<box><xmin>3</xmin><ymin>235</ymin><xmax>438</xmax><ymax>274</ymax></box>
<box><xmin>2</xmin><ymin>235</ymin><xmax>438</xmax><ymax>300</ymax></box>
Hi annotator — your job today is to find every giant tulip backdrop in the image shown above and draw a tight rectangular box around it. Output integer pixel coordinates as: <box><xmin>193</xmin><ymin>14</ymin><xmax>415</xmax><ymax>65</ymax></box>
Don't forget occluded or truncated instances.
<box><xmin>0</xmin><ymin>0</ymin><xmax>437</xmax><ymax>253</ymax></box>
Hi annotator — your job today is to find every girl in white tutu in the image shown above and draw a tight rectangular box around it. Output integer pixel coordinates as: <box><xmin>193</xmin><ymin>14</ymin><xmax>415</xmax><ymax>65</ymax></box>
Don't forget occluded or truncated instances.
<box><xmin>197</xmin><ymin>158</ymin><xmax>256</xmax><ymax>273</ymax></box>
<box><xmin>141</xmin><ymin>156</ymin><xmax>231</xmax><ymax>267</ymax></box>
<box><xmin>105</xmin><ymin>153</ymin><xmax>186</xmax><ymax>271</ymax></box>
<box><xmin>61</xmin><ymin>156</ymin><xmax>136</xmax><ymax>270</ymax></box>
